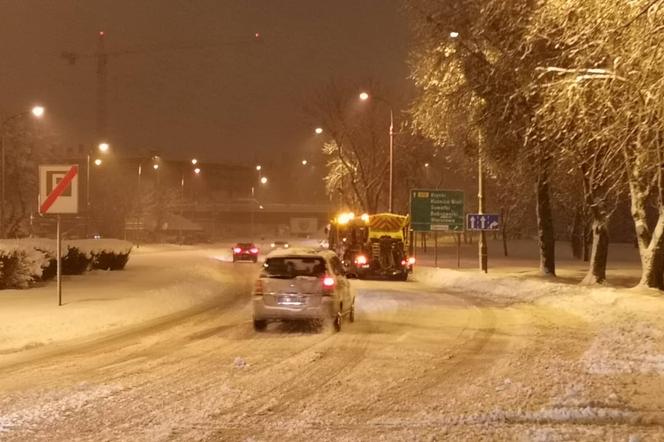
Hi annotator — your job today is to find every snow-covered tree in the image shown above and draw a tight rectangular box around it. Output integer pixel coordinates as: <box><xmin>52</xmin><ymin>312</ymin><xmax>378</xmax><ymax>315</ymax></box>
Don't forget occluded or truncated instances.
<box><xmin>407</xmin><ymin>0</ymin><xmax>561</xmax><ymax>276</ymax></box>
<box><xmin>306</xmin><ymin>80</ymin><xmax>394</xmax><ymax>213</ymax></box>
<box><xmin>1</xmin><ymin>118</ymin><xmax>59</xmax><ymax>238</ymax></box>
<box><xmin>527</xmin><ymin>0</ymin><xmax>664</xmax><ymax>287</ymax></box>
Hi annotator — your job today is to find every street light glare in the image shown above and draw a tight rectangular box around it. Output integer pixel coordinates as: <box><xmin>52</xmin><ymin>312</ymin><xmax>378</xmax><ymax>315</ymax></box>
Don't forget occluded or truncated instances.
<box><xmin>194</xmin><ymin>167</ymin><xmax>201</xmax><ymax>175</ymax></box>
<box><xmin>98</xmin><ymin>142</ymin><xmax>110</xmax><ymax>152</ymax></box>
<box><xmin>424</xmin><ymin>163</ymin><xmax>430</xmax><ymax>168</ymax></box>
<box><xmin>191</xmin><ymin>158</ymin><xmax>198</xmax><ymax>165</ymax></box>
<box><xmin>359</xmin><ymin>92</ymin><xmax>370</xmax><ymax>101</ymax></box>
<box><xmin>94</xmin><ymin>158</ymin><xmax>103</xmax><ymax>166</ymax></box>
<box><xmin>256</xmin><ymin>165</ymin><xmax>262</xmax><ymax>171</ymax></box>
<box><xmin>31</xmin><ymin>106</ymin><xmax>45</xmax><ymax>118</ymax></box>
<box><xmin>302</xmin><ymin>160</ymin><xmax>308</xmax><ymax>166</ymax></box>
<box><xmin>153</xmin><ymin>163</ymin><xmax>159</xmax><ymax>170</ymax></box>
<box><xmin>260</xmin><ymin>176</ymin><xmax>268</xmax><ymax>184</ymax></box>
<box><xmin>315</xmin><ymin>127</ymin><xmax>323</xmax><ymax>135</ymax></box>
<box><xmin>450</xmin><ymin>31</ymin><xmax>460</xmax><ymax>39</ymax></box>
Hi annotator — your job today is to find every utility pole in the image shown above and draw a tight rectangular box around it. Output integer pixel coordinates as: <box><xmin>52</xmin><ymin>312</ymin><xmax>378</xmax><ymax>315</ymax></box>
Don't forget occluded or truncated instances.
<box><xmin>478</xmin><ymin>130</ymin><xmax>488</xmax><ymax>273</ymax></box>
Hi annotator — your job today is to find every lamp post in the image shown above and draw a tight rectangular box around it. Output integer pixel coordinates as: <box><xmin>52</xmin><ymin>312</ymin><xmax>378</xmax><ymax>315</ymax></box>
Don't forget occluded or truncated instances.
<box><xmin>250</xmin><ymin>176</ymin><xmax>268</xmax><ymax>238</ymax></box>
<box><xmin>478</xmin><ymin>130</ymin><xmax>488</xmax><ymax>273</ymax></box>
<box><xmin>179</xmin><ymin>161</ymin><xmax>201</xmax><ymax>244</ymax></box>
<box><xmin>86</xmin><ymin>142</ymin><xmax>110</xmax><ymax>237</ymax></box>
<box><xmin>135</xmin><ymin>155</ymin><xmax>160</xmax><ymax>247</ymax></box>
<box><xmin>1</xmin><ymin>106</ymin><xmax>45</xmax><ymax>237</ymax></box>
<box><xmin>359</xmin><ymin>92</ymin><xmax>395</xmax><ymax>213</ymax></box>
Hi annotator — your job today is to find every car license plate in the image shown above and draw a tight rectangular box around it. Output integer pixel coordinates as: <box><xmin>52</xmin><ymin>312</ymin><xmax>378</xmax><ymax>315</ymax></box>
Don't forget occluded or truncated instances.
<box><xmin>278</xmin><ymin>295</ymin><xmax>304</xmax><ymax>305</ymax></box>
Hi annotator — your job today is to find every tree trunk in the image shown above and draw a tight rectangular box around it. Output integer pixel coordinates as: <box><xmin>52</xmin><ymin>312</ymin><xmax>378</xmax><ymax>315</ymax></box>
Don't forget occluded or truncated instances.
<box><xmin>637</xmin><ymin>215</ymin><xmax>664</xmax><ymax>289</ymax></box>
<box><xmin>501</xmin><ymin>207</ymin><xmax>509</xmax><ymax>257</ymax></box>
<box><xmin>536</xmin><ymin>169</ymin><xmax>556</xmax><ymax>276</ymax></box>
<box><xmin>581</xmin><ymin>219</ymin><xmax>609</xmax><ymax>285</ymax></box>
<box><xmin>570</xmin><ymin>206</ymin><xmax>584</xmax><ymax>260</ymax></box>
<box><xmin>582</xmin><ymin>224</ymin><xmax>592</xmax><ymax>262</ymax></box>
<box><xmin>625</xmin><ymin>172</ymin><xmax>664</xmax><ymax>288</ymax></box>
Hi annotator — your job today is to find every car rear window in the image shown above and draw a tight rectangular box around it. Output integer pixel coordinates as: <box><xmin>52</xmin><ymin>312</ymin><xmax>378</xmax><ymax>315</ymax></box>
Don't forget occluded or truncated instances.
<box><xmin>237</xmin><ymin>243</ymin><xmax>254</xmax><ymax>249</ymax></box>
<box><xmin>263</xmin><ymin>257</ymin><xmax>327</xmax><ymax>278</ymax></box>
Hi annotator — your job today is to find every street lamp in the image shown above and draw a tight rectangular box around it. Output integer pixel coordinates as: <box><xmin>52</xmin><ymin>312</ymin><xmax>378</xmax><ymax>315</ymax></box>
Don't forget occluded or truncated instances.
<box><xmin>86</xmin><ymin>141</ymin><xmax>110</xmax><ymax>237</ymax></box>
<box><xmin>302</xmin><ymin>159</ymin><xmax>308</xmax><ymax>166</ymax></box>
<box><xmin>31</xmin><ymin>106</ymin><xmax>45</xmax><ymax>118</ymax></box>
<box><xmin>478</xmin><ymin>130</ymin><xmax>488</xmax><ymax>273</ymax></box>
<box><xmin>1</xmin><ymin>105</ymin><xmax>45</xmax><ymax>237</ymax></box>
<box><xmin>179</xmin><ymin>163</ymin><xmax>202</xmax><ymax>244</ymax></box>
<box><xmin>251</xmin><ymin>175</ymin><xmax>268</xmax><ymax>237</ymax></box>
<box><xmin>134</xmin><ymin>155</ymin><xmax>160</xmax><ymax>247</ymax></box>
<box><xmin>315</xmin><ymin>127</ymin><xmax>324</xmax><ymax>135</ymax></box>
<box><xmin>359</xmin><ymin>91</ymin><xmax>396</xmax><ymax>213</ymax></box>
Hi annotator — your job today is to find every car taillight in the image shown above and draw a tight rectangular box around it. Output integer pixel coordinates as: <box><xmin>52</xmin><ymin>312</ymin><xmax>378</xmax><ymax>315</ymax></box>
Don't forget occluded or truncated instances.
<box><xmin>322</xmin><ymin>275</ymin><xmax>335</xmax><ymax>288</ymax></box>
<box><xmin>355</xmin><ymin>255</ymin><xmax>367</xmax><ymax>265</ymax></box>
<box><xmin>254</xmin><ymin>279</ymin><xmax>264</xmax><ymax>295</ymax></box>
<box><xmin>401</xmin><ymin>259</ymin><xmax>407</xmax><ymax>266</ymax></box>
<box><xmin>250</xmin><ymin>247</ymin><xmax>259</xmax><ymax>254</ymax></box>
<box><xmin>408</xmin><ymin>257</ymin><xmax>416</xmax><ymax>265</ymax></box>
<box><xmin>233</xmin><ymin>247</ymin><xmax>241</xmax><ymax>253</ymax></box>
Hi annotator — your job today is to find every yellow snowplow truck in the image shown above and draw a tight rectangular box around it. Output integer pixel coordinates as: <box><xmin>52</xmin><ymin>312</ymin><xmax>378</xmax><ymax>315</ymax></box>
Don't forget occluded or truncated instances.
<box><xmin>327</xmin><ymin>212</ymin><xmax>414</xmax><ymax>281</ymax></box>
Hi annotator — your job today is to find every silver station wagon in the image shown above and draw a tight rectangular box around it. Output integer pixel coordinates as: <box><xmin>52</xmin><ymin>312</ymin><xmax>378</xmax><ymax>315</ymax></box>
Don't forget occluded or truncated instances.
<box><xmin>252</xmin><ymin>248</ymin><xmax>355</xmax><ymax>331</ymax></box>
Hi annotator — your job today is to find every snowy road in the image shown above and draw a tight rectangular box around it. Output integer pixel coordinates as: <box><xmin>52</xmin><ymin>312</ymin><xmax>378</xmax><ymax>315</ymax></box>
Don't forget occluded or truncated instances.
<box><xmin>1</xmin><ymin>257</ymin><xmax>663</xmax><ymax>440</ymax></box>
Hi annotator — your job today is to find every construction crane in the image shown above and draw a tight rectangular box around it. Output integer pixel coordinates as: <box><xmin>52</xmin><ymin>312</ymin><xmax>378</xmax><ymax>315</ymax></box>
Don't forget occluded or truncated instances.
<box><xmin>61</xmin><ymin>31</ymin><xmax>110</xmax><ymax>140</ymax></box>
<box><xmin>61</xmin><ymin>31</ymin><xmax>264</xmax><ymax>142</ymax></box>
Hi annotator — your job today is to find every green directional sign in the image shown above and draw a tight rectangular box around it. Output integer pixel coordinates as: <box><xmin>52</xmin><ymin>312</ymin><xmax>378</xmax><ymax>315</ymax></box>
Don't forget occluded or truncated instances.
<box><xmin>410</xmin><ymin>189</ymin><xmax>465</xmax><ymax>232</ymax></box>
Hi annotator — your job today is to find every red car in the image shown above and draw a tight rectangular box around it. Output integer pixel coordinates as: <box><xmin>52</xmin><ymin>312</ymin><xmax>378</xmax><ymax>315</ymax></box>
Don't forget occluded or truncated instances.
<box><xmin>233</xmin><ymin>242</ymin><xmax>259</xmax><ymax>263</ymax></box>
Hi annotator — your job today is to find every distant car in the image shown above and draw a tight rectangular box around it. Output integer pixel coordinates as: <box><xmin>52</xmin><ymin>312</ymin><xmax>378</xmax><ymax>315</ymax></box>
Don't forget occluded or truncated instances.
<box><xmin>270</xmin><ymin>240</ymin><xmax>290</xmax><ymax>250</ymax></box>
<box><xmin>233</xmin><ymin>242</ymin><xmax>259</xmax><ymax>263</ymax></box>
<box><xmin>252</xmin><ymin>248</ymin><xmax>355</xmax><ymax>332</ymax></box>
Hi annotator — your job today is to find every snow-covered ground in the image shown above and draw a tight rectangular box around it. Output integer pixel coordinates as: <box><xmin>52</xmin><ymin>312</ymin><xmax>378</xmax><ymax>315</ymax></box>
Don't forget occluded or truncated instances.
<box><xmin>0</xmin><ymin>244</ymin><xmax>243</xmax><ymax>357</ymax></box>
<box><xmin>1</xmin><ymin>240</ymin><xmax>663</xmax><ymax>441</ymax></box>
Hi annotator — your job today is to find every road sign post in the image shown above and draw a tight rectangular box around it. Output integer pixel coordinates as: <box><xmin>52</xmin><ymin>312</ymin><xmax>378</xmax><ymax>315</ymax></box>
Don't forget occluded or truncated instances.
<box><xmin>39</xmin><ymin>165</ymin><xmax>79</xmax><ymax>306</ymax></box>
<box><xmin>410</xmin><ymin>189</ymin><xmax>465</xmax><ymax>232</ymax></box>
<box><xmin>410</xmin><ymin>189</ymin><xmax>464</xmax><ymax>268</ymax></box>
<box><xmin>466</xmin><ymin>213</ymin><xmax>500</xmax><ymax>274</ymax></box>
<box><xmin>466</xmin><ymin>213</ymin><xmax>501</xmax><ymax>231</ymax></box>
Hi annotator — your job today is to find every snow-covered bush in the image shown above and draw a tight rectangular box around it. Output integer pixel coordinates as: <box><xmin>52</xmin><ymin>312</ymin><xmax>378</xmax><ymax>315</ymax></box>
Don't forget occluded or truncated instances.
<box><xmin>69</xmin><ymin>239</ymin><xmax>133</xmax><ymax>271</ymax></box>
<box><xmin>17</xmin><ymin>238</ymin><xmax>58</xmax><ymax>280</ymax></box>
<box><xmin>0</xmin><ymin>238</ymin><xmax>133</xmax><ymax>290</ymax></box>
<box><xmin>62</xmin><ymin>246</ymin><xmax>91</xmax><ymax>275</ymax></box>
<box><xmin>0</xmin><ymin>243</ymin><xmax>49</xmax><ymax>289</ymax></box>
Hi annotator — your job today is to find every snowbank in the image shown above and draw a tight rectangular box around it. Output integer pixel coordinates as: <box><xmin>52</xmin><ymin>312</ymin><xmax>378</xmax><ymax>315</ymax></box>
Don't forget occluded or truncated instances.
<box><xmin>416</xmin><ymin>266</ymin><xmax>664</xmax><ymax>377</ymax></box>
<box><xmin>414</xmin><ymin>266</ymin><xmax>576</xmax><ymax>303</ymax></box>
<box><xmin>7</xmin><ymin>238</ymin><xmax>133</xmax><ymax>258</ymax></box>
<box><xmin>0</xmin><ymin>245</ymin><xmax>235</xmax><ymax>355</ymax></box>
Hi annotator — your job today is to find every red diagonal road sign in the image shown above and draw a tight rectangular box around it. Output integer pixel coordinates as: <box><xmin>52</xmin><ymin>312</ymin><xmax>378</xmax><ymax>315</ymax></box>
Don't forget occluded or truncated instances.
<box><xmin>39</xmin><ymin>165</ymin><xmax>79</xmax><ymax>214</ymax></box>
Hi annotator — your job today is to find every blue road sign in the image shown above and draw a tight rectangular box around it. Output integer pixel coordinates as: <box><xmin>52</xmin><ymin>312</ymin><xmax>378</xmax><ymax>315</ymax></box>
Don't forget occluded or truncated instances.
<box><xmin>466</xmin><ymin>213</ymin><xmax>500</xmax><ymax>231</ymax></box>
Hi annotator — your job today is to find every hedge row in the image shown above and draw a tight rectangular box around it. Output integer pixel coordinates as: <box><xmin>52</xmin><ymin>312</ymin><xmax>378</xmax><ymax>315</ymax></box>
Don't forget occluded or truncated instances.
<box><xmin>0</xmin><ymin>239</ymin><xmax>133</xmax><ymax>290</ymax></box>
